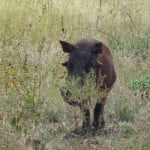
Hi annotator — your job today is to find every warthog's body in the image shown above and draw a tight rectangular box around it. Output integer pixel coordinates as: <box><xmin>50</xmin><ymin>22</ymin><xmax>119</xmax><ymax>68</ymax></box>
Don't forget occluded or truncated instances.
<box><xmin>60</xmin><ymin>38</ymin><xmax>116</xmax><ymax>129</ymax></box>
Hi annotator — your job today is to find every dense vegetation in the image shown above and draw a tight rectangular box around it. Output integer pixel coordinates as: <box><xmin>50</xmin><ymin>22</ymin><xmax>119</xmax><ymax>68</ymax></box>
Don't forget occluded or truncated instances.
<box><xmin>0</xmin><ymin>0</ymin><xmax>149</xmax><ymax>149</ymax></box>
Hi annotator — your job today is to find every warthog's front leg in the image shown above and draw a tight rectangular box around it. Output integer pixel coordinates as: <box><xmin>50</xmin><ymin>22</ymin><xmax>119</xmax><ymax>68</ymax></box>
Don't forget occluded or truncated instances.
<box><xmin>81</xmin><ymin>107</ymin><xmax>90</xmax><ymax>129</ymax></box>
<box><xmin>93</xmin><ymin>103</ymin><xmax>105</xmax><ymax>129</ymax></box>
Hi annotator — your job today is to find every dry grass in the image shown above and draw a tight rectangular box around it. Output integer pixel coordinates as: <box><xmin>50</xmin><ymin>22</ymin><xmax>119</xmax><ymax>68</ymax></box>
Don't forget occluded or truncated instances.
<box><xmin>0</xmin><ymin>0</ymin><xmax>150</xmax><ymax>149</ymax></box>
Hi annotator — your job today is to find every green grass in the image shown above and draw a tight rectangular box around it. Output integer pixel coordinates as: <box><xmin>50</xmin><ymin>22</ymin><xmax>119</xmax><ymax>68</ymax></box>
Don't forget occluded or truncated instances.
<box><xmin>0</xmin><ymin>0</ymin><xmax>150</xmax><ymax>149</ymax></box>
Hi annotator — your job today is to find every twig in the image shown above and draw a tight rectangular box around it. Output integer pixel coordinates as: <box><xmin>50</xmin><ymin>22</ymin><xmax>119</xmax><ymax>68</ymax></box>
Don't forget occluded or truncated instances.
<box><xmin>121</xmin><ymin>4</ymin><xmax>139</xmax><ymax>35</ymax></box>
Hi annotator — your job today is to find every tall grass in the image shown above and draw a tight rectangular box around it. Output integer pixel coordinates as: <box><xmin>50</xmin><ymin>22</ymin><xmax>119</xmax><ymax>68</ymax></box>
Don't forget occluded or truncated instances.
<box><xmin>0</xmin><ymin>0</ymin><xmax>150</xmax><ymax>149</ymax></box>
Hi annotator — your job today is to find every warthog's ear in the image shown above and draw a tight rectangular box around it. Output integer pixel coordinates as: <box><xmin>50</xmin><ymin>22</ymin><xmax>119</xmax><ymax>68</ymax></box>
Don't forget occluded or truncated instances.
<box><xmin>62</xmin><ymin>61</ymin><xmax>68</xmax><ymax>67</ymax></box>
<box><xmin>93</xmin><ymin>42</ymin><xmax>102</xmax><ymax>55</ymax></box>
<box><xmin>60</xmin><ymin>41</ymin><xmax>76</xmax><ymax>53</ymax></box>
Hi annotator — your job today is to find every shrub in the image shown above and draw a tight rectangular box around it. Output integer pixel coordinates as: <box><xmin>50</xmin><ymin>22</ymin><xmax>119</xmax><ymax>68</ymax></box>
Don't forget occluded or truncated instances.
<box><xmin>61</xmin><ymin>69</ymin><xmax>108</xmax><ymax>109</ymax></box>
<box><xmin>114</xmin><ymin>97</ymin><xmax>141</xmax><ymax>122</ymax></box>
<box><xmin>127</xmin><ymin>75</ymin><xmax>150</xmax><ymax>92</ymax></box>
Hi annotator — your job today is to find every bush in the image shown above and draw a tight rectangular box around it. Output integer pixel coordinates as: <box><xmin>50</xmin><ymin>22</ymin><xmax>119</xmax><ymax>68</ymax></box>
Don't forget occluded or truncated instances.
<box><xmin>114</xmin><ymin>97</ymin><xmax>141</xmax><ymax>122</ymax></box>
<box><xmin>127</xmin><ymin>75</ymin><xmax>150</xmax><ymax>92</ymax></box>
<box><xmin>61</xmin><ymin>69</ymin><xmax>108</xmax><ymax>109</ymax></box>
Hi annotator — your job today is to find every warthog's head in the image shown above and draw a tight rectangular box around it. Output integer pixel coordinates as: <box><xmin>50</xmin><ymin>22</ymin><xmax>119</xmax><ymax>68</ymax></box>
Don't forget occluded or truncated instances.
<box><xmin>60</xmin><ymin>38</ymin><xmax>103</xmax><ymax>77</ymax></box>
